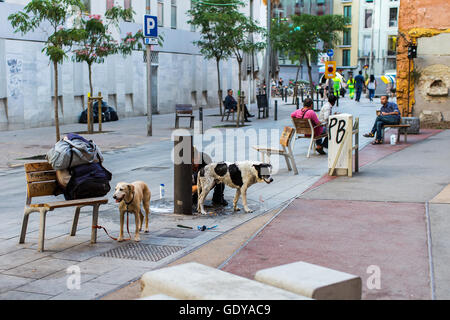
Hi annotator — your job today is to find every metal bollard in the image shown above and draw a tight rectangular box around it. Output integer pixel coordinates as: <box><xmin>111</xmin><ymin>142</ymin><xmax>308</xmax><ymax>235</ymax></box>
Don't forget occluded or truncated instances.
<box><xmin>199</xmin><ymin>107</ymin><xmax>203</xmax><ymax>134</ymax></box>
<box><xmin>296</xmin><ymin>97</ymin><xmax>300</xmax><ymax>109</ymax></box>
<box><xmin>173</xmin><ymin>135</ymin><xmax>193</xmax><ymax>215</ymax></box>
<box><xmin>275</xmin><ymin>100</ymin><xmax>278</xmax><ymax>121</ymax></box>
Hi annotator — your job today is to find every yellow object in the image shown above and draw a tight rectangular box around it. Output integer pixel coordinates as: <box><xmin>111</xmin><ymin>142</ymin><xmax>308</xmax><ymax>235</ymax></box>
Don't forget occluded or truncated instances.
<box><xmin>325</xmin><ymin>61</ymin><xmax>337</xmax><ymax>79</ymax></box>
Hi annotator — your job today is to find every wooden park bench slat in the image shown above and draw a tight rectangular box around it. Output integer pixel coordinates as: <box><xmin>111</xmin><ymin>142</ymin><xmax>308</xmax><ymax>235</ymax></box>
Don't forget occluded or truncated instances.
<box><xmin>292</xmin><ymin>118</ymin><xmax>328</xmax><ymax>158</ymax></box>
<box><xmin>175</xmin><ymin>104</ymin><xmax>194</xmax><ymax>129</ymax></box>
<box><xmin>253</xmin><ymin>126</ymin><xmax>298</xmax><ymax>175</ymax></box>
<box><xmin>20</xmin><ymin>161</ymin><xmax>108</xmax><ymax>252</ymax></box>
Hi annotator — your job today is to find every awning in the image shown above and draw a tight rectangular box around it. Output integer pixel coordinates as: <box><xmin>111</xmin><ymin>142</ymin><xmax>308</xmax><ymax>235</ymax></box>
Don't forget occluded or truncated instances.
<box><xmin>381</xmin><ymin>74</ymin><xmax>396</xmax><ymax>84</ymax></box>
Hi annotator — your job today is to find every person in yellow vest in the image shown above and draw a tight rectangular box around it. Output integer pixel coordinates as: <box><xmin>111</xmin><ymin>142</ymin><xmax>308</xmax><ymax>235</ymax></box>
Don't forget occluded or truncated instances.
<box><xmin>332</xmin><ymin>75</ymin><xmax>341</xmax><ymax>97</ymax></box>
<box><xmin>347</xmin><ymin>74</ymin><xmax>356</xmax><ymax>99</ymax></box>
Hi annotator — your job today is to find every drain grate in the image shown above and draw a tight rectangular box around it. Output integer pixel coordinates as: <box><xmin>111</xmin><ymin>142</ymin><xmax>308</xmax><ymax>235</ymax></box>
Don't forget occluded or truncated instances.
<box><xmin>101</xmin><ymin>243</ymin><xmax>184</xmax><ymax>262</ymax></box>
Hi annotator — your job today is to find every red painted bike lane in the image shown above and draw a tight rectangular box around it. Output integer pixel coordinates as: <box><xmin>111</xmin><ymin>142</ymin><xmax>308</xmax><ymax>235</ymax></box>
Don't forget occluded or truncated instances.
<box><xmin>222</xmin><ymin>129</ymin><xmax>442</xmax><ymax>300</ymax></box>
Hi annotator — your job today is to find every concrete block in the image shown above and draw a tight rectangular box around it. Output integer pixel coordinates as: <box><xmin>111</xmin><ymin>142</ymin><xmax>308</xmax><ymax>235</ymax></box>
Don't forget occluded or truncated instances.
<box><xmin>254</xmin><ymin>261</ymin><xmax>362</xmax><ymax>300</ymax></box>
<box><xmin>140</xmin><ymin>262</ymin><xmax>310</xmax><ymax>300</ymax></box>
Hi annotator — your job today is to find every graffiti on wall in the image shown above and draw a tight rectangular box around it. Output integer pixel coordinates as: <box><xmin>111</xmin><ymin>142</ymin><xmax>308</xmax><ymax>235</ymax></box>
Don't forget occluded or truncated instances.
<box><xmin>6</xmin><ymin>57</ymin><xmax>23</xmax><ymax>100</ymax></box>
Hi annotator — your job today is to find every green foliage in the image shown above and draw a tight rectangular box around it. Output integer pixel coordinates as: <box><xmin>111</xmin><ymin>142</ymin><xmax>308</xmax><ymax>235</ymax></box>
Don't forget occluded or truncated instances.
<box><xmin>8</xmin><ymin>0</ymin><xmax>85</xmax><ymax>64</ymax></box>
<box><xmin>270</xmin><ymin>14</ymin><xmax>349</xmax><ymax>65</ymax></box>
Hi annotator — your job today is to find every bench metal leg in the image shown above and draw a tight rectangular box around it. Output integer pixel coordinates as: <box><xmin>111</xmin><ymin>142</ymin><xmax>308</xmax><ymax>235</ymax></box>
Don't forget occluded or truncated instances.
<box><xmin>19</xmin><ymin>207</ymin><xmax>33</xmax><ymax>244</ymax></box>
<box><xmin>91</xmin><ymin>204</ymin><xmax>100</xmax><ymax>244</ymax></box>
<box><xmin>71</xmin><ymin>206</ymin><xmax>81</xmax><ymax>236</ymax></box>
<box><xmin>175</xmin><ymin>116</ymin><xmax>179</xmax><ymax>129</ymax></box>
<box><xmin>38</xmin><ymin>208</ymin><xmax>49</xmax><ymax>253</ymax></box>
<box><xmin>307</xmin><ymin>138</ymin><xmax>314</xmax><ymax>158</ymax></box>
<box><xmin>288</xmin><ymin>146</ymin><xmax>299</xmax><ymax>175</ymax></box>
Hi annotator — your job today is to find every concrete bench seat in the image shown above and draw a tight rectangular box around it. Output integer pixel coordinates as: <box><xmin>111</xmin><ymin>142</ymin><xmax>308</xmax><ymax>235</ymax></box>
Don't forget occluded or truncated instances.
<box><xmin>140</xmin><ymin>262</ymin><xmax>311</xmax><ymax>300</ymax></box>
<box><xmin>254</xmin><ymin>261</ymin><xmax>362</xmax><ymax>300</ymax></box>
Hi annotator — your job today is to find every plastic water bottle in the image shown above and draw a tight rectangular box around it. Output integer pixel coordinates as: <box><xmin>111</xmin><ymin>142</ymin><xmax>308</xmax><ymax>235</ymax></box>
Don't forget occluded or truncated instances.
<box><xmin>160</xmin><ymin>184</ymin><xmax>165</xmax><ymax>199</ymax></box>
<box><xmin>390</xmin><ymin>134</ymin><xmax>397</xmax><ymax>145</ymax></box>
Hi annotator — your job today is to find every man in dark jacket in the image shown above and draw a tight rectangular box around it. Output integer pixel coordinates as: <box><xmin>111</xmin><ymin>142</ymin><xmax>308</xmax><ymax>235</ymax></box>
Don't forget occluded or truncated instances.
<box><xmin>192</xmin><ymin>147</ymin><xmax>227</xmax><ymax>210</ymax></box>
<box><xmin>354</xmin><ymin>71</ymin><xmax>365</xmax><ymax>102</ymax></box>
<box><xmin>224</xmin><ymin>89</ymin><xmax>254</xmax><ymax>122</ymax></box>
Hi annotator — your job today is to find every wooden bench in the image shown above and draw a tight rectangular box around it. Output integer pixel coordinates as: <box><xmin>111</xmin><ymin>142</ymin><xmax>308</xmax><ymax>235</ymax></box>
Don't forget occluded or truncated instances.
<box><xmin>291</xmin><ymin>117</ymin><xmax>328</xmax><ymax>158</ymax></box>
<box><xmin>175</xmin><ymin>104</ymin><xmax>195</xmax><ymax>129</ymax></box>
<box><xmin>253</xmin><ymin>126</ymin><xmax>298</xmax><ymax>175</ymax></box>
<box><xmin>221</xmin><ymin>100</ymin><xmax>236</xmax><ymax>122</ymax></box>
<box><xmin>20</xmin><ymin>162</ymin><xmax>108</xmax><ymax>252</ymax></box>
<box><xmin>375</xmin><ymin>110</ymin><xmax>411</xmax><ymax>143</ymax></box>
<box><xmin>140</xmin><ymin>262</ymin><xmax>311</xmax><ymax>300</ymax></box>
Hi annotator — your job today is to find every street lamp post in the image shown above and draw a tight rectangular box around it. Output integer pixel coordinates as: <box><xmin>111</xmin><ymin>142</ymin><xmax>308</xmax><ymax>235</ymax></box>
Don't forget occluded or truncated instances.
<box><xmin>265</xmin><ymin>0</ymin><xmax>271</xmax><ymax>110</ymax></box>
<box><xmin>146</xmin><ymin>0</ymin><xmax>152</xmax><ymax>136</ymax></box>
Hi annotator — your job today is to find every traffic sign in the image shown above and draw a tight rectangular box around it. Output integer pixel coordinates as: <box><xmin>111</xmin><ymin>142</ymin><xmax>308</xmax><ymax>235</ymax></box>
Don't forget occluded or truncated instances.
<box><xmin>324</xmin><ymin>61</ymin><xmax>337</xmax><ymax>79</ymax></box>
<box><xmin>327</xmin><ymin>49</ymin><xmax>334</xmax><ymax>57</ymax></box>
<box><xmin>144</xmin><ymin>37</ymin><xmax>158</xmax><ymax>45</ymax></box>
<box><xmin>144</xmin><ymin>15</ymin><xmax>158</xmax><ymax>38</ymax></box>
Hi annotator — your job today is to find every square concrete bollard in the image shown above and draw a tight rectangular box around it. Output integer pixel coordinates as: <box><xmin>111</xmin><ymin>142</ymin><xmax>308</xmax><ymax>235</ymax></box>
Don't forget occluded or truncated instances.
<box><xmin>254</xmin><ymin>261</ymin><xmax>362</xmax><ymax>300</ymax></box>
<box><xmin>140</xmin><ymin>262</ymin><xmax>312</xmax><ymax>300</ymax></box>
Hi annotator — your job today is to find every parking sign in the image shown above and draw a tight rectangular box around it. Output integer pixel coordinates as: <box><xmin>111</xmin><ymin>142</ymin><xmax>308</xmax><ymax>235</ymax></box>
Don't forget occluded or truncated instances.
<box><xmin>144</xmin><ymin>15</ymin><xmax>158</xmax><ymax>38</ymax></box>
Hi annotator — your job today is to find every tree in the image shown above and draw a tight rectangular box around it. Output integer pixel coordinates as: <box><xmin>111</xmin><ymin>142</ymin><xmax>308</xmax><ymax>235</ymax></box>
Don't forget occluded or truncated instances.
<box><xmin>221</xmin><ymin>2</ymin><xmax>266</xmax><ymax>127</ymax></box>
<box><xmin>187</xmin><ymin>0</ymin><xmax>235</xmax><ymax>116</ymax></box>
<box><xmin>8</xmin><ymin>0</ymin><xmax>85</xmax><ymax>142</ymax></box>
<box><xmin>72</xmin><ymin>6</ymin><xmax>145</xmax><ymax>132</ymax></box>
<box><xmin>270</xmin><ymin>14</ymin><xmax>349</xmax><ymax>107</ymax></box>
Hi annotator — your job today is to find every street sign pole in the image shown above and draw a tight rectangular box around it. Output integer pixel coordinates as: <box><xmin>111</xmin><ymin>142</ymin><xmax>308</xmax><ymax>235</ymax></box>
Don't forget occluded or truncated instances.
<box><xmin>145</xmin><ymin>1</ymin><xmax>153</xmax><ymax>136</ymax></box>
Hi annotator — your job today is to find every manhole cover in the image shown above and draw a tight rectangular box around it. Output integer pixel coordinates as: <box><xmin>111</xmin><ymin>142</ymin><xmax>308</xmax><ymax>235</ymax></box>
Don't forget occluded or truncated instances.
<box><xmin>159</xmin><ymin>228</ymin><xmax>202</xmax><ymax>239</ymax></box>
<box><xmin>100</xmin><ymin>243</ymin><xmax>184</xmax><ymax>261</ymax></box>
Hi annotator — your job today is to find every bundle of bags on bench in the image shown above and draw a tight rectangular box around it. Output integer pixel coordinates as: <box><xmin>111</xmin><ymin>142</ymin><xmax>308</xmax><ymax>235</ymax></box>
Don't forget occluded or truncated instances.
<box><xmin>46</xmin><ymin>133</ymin><xmax>112</xmax><ymax>200</ymax></box>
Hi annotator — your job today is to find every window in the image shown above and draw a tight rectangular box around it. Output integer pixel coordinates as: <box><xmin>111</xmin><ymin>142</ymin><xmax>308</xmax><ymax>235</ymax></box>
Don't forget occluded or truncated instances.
<box><xmin>342</xmin><ymin>49</ymin><xmax>351</xmax><ymax>66</ymax></box>
<box><xmin>389</xmin><ymin>7</ymin><xmax>398</xmax><ymax>27</ymax></box>
<box><xmin>106</xmin><ymin>0</ymin><xmax>114</xmax><ymax>10</ymax></box>
<box><xmin>363</xmin><ymin>35</ymin><xmax>371</xmax><ymax>56</ymax></box>
<box><xmin>343</xmin><ymin>29</ymin><xmax>351</xmax><ymax>46</ymax></box>
<box><xmin>387</xmin><ymin>35</ymin><xmax>397</xmax><ymax>56</ymax></box>
<box><xmin>158</xmin><ymin>0</ymin><xmax>164</xmax><ymax>27</ymax></box>
<box><xmin>171</xmin><ymin>0</ymin><xmax>177</xmax><ymax>29</ymax></box>
<box><xmin>364</xmin><ymin>9</ymin><xmax>373</xmax><ymax>28</ymax></box>
<box><xmin>82</xmin><ymin>0</ymin><xmax>90</xmax><ymax>13</ymax></box>
<box><xmin>343</xmin><ymin>6</ymin><xmax>351</xmax><ymax>22</ymax></box>
<box><xmin>124</xmin><ymin>0</ymin><xmax>132</xmax><ymax>21</ymax></box>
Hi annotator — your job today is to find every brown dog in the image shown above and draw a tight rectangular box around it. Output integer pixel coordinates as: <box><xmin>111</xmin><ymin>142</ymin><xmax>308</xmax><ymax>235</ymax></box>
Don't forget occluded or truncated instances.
<box><xmin>113</xmin><ymin>181</ymin><xmax>151</xmax><ymax>242</ymax></box>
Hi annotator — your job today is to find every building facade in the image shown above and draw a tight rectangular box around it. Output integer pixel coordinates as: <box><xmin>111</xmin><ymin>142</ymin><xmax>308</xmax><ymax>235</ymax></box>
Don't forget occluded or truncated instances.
<box><xmin>333</xmin><ymin>0</ymin><xmax>360</xmax><ymax>78</ymax></box>
<box><xmin>0</xmin><ymin>0</ymin><xmax>267</xmax><ymax>131</ymax></box>
<box><xmin>358</xmin><ymin>0</ymin><xmax>399</xmax><ymax>77</ymax></box>
<box><xmin>396</xmin><ymin>0</ymin><xmax>450</xmax><ymax>120</ymax></box>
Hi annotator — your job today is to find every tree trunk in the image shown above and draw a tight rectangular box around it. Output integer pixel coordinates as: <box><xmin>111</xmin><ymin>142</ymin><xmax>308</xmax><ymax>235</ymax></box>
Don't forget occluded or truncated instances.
<box><xmin>216</xmin><ymin>58</ymin><xmax>223</xmax><ymax>116</ymax></box>
<box><xmin>88</xmin><ymin>63</ymin><xmax>93</xmax><ymax>133</ymax></box>
<box><xmin>53</xmin><ymin>61</ymin><xmax>60</xmax><ymax>142</ymax></box>
<box><xmin>237</xmin><ymin>60</ymin><xmax>243</xmax><ymax>128</ymax></box>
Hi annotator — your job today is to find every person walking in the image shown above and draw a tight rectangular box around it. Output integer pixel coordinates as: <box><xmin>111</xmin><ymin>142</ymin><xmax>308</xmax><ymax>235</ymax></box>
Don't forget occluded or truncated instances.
<box><xmin>347</xmin><ymin>75</ymin><xmax>356</xmax><ymax>100</ymax></box>
<box><xmin>354</xmin><ymin>71</ymin><xmax>365</xmax><ymax>102</ymax></box>
<box><xmin>366</xmin><ymin>75</ymin><xmax>377</xmax><ymax>102</ymax></box>
<box><xmin>332</xmin><ymin>75</ymin><xmax>341</xmax><ymax>97</ymax></box>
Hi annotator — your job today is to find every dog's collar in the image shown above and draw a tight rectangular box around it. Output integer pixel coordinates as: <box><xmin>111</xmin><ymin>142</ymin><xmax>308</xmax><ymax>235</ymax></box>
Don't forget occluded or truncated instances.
<box><xmin>124</xmin><ymin>191</ymin><xmax>135</xmax><ymax>206</ymax></box>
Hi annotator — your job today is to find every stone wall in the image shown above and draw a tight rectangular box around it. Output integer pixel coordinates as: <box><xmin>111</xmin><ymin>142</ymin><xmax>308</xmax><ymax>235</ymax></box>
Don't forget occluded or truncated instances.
<box><xmin>396</xmin><ymin>0</ymin><xmax>450</xmax><ymax>118</ymax></box>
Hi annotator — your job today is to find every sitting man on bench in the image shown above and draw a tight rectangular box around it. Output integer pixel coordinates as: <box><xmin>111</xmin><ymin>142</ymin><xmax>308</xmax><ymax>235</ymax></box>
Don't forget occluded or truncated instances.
<box><xmin>224</xmin><ymin>89</ymin><xmax>254</xmax><ymax>122</ymax></box>
<box><xmin>363</xmin><ymin>95</ymin><xmax>401</xmax><ymax>145</ymax></box>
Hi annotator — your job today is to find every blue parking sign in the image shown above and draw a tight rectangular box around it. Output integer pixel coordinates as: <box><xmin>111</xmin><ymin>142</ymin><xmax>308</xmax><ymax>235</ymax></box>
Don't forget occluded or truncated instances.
<box><xmin>144</xmin><ymin>15</ymin><xmax>158</xmax><ymax>38</ymax></box>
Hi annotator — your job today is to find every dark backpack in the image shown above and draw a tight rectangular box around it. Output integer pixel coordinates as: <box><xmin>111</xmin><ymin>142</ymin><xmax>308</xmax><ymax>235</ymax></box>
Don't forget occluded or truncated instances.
<box><xmin>64</xmin><ymin>162</ymin><xmax>112</xmax><ymax>200</ymax></box>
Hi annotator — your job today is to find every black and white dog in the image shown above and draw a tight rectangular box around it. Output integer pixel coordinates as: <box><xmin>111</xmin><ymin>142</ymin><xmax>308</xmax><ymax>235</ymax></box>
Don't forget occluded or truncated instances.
<box><xmin>197</xmin><ymin>161</ymin><xmax>273</xmax><ymax>215</ymax></box>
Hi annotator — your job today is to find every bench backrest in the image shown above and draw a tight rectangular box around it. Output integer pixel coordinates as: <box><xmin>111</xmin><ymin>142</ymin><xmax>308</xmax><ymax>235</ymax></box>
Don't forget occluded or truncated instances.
<box><xmin>291</xmin><ymin>117</ymin><xmax>313</xmax><ymax>136</ymax></box>
<box><xmin>280</xmin><ymin>126</ymin><xmax>295</xmax><ymax>147</ymax></box>
<box><xmin>24</xmin><ymin>162</ymin><xmax>58</xmax><ymax>205</ymax></box>
<box><xmin>176</xmin><ymin>104</ymin><xmax>193</xmax><ymax>114</ymax></box>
